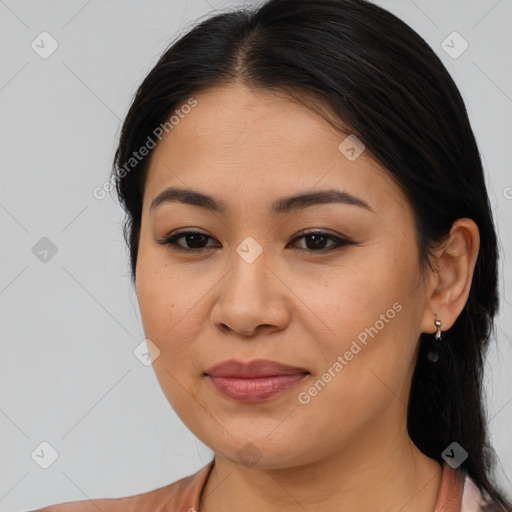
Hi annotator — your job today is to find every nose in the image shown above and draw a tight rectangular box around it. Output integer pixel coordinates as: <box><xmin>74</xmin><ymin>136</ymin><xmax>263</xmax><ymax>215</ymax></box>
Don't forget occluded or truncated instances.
<box><xmin>210</xmin><ymin>247</ymin><xmax>291</xmax><ymax>338</ymax></box>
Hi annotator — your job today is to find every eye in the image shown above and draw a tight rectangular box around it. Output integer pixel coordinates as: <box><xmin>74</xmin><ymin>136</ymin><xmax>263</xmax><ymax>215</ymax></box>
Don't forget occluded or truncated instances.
<box><xmin>287</xmin><ymin>230</ymin><xmax>353</xmax><ymax>252</ymax></box>
<box><xmin>156</xmin><ymin>230</ymin><xmax>219</xmax><ymax>252</ymax></box>
<box><xmin>155</xmin><ymin>229</ymin><xmax>354</xmax><ymax>253</ymax></box>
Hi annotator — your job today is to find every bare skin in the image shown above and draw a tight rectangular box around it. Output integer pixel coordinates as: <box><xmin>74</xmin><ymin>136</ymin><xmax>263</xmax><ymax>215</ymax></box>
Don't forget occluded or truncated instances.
<box><xmin>135</xmin><ymin>82</ymin><xmax>480</xmax><ymax>512</ymax></box>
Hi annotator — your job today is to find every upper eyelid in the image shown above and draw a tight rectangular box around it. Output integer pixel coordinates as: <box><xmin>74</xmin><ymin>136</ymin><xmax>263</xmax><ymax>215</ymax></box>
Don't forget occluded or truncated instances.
<box><xmin>164</xmin><ymin>228</ymin><xmax>345</xmax><ymax>240</ymax></box>
<box><xmin>166</xmin><ymin>227</ymin><xmax>345</xmax><ymax>237</ymax></box>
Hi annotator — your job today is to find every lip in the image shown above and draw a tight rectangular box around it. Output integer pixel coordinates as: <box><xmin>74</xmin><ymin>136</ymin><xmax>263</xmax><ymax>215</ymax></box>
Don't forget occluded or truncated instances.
<box><xmin>204</xmin><ymin>359</ymin><xmax>310</xmax><ymax>403</ymax></box>
<box><xmin>205</xmin><ymin>359</ymin><xmax>310</xmax><ymax>378</ymax></box>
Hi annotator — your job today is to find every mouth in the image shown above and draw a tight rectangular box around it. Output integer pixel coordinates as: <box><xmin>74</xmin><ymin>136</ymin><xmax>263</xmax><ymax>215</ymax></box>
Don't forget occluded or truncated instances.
<box><xmin>204</xmin><ymin>359</ymin><xmax>310</xmax><ymax>402</ymax></box>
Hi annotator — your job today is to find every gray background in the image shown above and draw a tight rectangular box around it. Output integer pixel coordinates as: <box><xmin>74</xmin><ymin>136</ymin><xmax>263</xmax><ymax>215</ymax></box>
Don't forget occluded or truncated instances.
<box><xmin>0</xmin><ymin>0</ymin><xmax>510</xmax><ymax>510</ymax></box>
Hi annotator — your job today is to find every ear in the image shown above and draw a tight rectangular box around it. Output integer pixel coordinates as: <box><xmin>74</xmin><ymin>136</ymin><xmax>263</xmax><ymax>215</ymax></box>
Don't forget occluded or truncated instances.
<box><xmin>420</xmin><ymin>218</ymin><xmax>480</xmax><ymax>335</ymax></box>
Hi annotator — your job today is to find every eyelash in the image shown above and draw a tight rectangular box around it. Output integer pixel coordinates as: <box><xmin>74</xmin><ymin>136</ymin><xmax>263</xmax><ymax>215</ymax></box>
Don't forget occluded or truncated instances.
<box><xmin>155</xmin><ymin>229</ymin><xmax>354</xmax><ymax>254</ymax></box>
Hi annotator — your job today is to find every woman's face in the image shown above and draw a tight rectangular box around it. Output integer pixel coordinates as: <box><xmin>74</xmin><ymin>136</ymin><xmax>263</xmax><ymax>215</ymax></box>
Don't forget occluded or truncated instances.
<box><xmin>136</xmin><ymin>83</ymin><xmax>431</xmax><ymax>469</ymax></box>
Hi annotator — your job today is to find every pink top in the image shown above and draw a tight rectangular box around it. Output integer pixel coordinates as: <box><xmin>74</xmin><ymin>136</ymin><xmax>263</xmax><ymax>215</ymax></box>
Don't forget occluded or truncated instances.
<box><xmin>31</xmin><ymin>459</ymin><xmax>489</xmax><ymax>511</ymax></box>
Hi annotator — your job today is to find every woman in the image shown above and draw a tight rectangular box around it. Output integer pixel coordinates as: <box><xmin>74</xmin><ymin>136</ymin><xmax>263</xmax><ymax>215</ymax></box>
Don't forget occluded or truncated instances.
<box><xmin>34</xmin><ymin>0</ymin><xmax>511</xmax><ymax>510</ymax></box>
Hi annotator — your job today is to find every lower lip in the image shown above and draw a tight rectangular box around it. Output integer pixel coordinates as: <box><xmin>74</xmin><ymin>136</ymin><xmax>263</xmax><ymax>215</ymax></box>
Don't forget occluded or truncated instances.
<box><xmin>207</xmin><ymin>374</ymin><xmax>309</xmax><ymax>402</ymax></box>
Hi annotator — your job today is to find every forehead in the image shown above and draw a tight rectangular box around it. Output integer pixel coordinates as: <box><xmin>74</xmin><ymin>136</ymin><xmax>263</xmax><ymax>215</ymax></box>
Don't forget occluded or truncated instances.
<box><xmin>143</xmin><ymin>83</ymin><xmax>410</xmax><ymax>216</ymax></box>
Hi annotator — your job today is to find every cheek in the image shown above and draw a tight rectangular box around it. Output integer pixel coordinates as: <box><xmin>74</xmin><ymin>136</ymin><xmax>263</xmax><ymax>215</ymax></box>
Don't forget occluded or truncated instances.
<box><xmin>135</xmin><ymin>249</ymin><xmax>211</xmax><ymax>380</ymax></box>
<box><xmin>136</xmin><ymin>242</ymin><xmax>193</xmax><ymax>340</ymax></box>
<box><xmin>293</xmin><ymin>303</ymin><xmax>417</xmax><ymax>454</ymax></box>
<box><xmin>298</xmin><ymin>243</ymin><xmax>421</xmax><ymax>398</ymax></box>
<box><xmin>135</xmin><ymin>258</ymin><xmax>170</xmax><ymax>343</ymax></box>
<box><xmin>299</xmin><ymin>242</ymin><xmax>416</xmax><ymax>341</ymax></box>
<box><xmin>136</xmin><ymin>262</ymin><xmax>208</xmax><ymax>421</ymax></box>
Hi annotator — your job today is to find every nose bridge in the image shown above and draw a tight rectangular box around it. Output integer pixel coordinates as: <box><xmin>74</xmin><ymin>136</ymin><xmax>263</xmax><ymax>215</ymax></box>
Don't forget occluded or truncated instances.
<box><xmin>227</xmin><ymin>235</ymin><xmax>269</xmax><ymax>299</ymax></box>
<box><xmin>211</xmin><ymin>235</ymin><xmax>288</xmax><ymax>335</ymax></box>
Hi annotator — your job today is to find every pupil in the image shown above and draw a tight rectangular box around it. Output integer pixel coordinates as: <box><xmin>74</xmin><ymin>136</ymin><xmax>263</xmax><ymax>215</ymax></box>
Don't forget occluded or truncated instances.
<box><xmin>187</xmin><ymin>234</ymin><xmax>206</xmax><ymax>248</ymax></box>
<box><xmin>307</xmin><ymin>234</ymin><xmax>326</xmax><ymax>249</ymax></box>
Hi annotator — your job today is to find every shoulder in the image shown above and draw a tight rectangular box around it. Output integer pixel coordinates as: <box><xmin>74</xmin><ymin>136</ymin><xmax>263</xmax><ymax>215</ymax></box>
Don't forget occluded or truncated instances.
<box><xmin>460</xmin><ymin>473</ymin><xmax>509</xmax><ymax>512</ymax></box>
<box><xmin>30</xmin><ymin>460</ymin><xmax>215</xmax><ymax>512</ymax></box>
<box><xmin>431</xmin><ymin>462</ymin><xmax>506</xmax><ymax>512</ymax></box>
<box><xmin>461</xmin><ymin>473</ymin><xmax>487</xmax><ymax>511</ymax></box>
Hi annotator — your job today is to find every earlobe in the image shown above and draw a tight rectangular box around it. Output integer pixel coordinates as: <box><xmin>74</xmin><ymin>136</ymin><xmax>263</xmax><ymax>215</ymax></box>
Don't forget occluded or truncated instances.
<box><xmin>420</xmin><ymin>218</ymin><xmax>480</xmax><ymax>335</ymax></box>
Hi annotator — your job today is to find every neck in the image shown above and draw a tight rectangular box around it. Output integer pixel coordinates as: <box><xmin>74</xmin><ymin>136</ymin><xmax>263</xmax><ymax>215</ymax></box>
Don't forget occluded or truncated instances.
<box><xmin>198</xmin><ymin>408</ymin><xmax>443</xmax><ymax>512</ymax></box>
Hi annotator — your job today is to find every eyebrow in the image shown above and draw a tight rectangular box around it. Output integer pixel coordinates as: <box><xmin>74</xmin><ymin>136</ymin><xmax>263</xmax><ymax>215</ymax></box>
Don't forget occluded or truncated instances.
<box><xmin>149</xmin><ymin>186</ymin><xmax>374</xmax><ymax>215</ymax></box>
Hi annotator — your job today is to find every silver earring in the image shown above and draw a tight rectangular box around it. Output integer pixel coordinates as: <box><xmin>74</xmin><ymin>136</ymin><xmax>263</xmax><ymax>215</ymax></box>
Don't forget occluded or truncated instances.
<box><xmin>435</xmin><ymin>318</ymin><xmax>442</xmax><ymax>341</ymax></box>
<box><xmin>427</xmin><ymin>316</ymin><xmax>443</xmax><ymax>362</ymax></box>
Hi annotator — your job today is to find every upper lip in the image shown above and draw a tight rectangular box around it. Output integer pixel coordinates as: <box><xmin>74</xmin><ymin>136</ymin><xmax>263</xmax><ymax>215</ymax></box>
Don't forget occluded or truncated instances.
<box><xmin>205</xmin><ymin>359</ymin><xmax>310</xmax><ymax>378</ymax></box>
